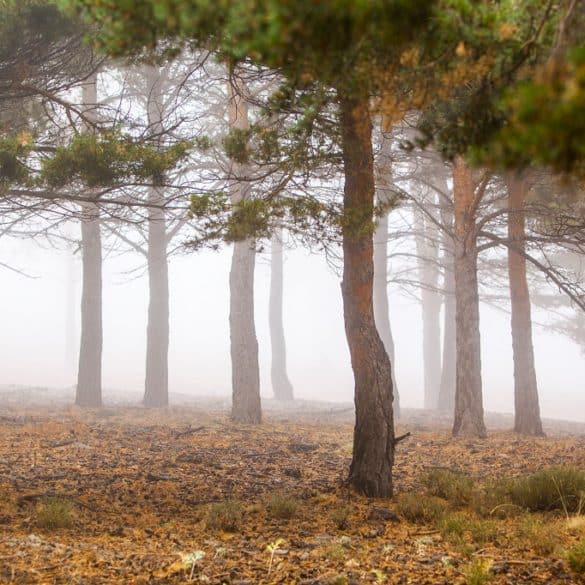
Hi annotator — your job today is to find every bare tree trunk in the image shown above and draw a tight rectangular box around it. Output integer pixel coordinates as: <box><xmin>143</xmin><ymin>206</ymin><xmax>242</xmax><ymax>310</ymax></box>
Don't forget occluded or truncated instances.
<box><xmin>340</xmin><ymin>96</ymin><xmax>395</xmax><ymax>497</ymax></box>
<box><xmin>414</xmin><ymin>201</ymin><xmax>441</xmax><ymax>410</ymax></box>
<box><xmin>76</xmin><ymin>73</ymin><xmax>102</xmax><ymax>408</ymax></box>
<box><xmin>65</xmin><ymin>246</ymin><xmax>77</xmax><ymax>383</ymax></box>
<box><xmin>269</xmin><ymin>229</ymin><xmax>294</xmax><ymax>401</ymax></box>
<box><xmin>143</xmin><ymin>66</ymin><xmax>170</xmax><ymax>408</ymax></box>
<box><xmin>76</xmin><ymin>202</ymin><xmax>103</xmax><ymax>407</ymax></box>
<box><xmin>452</xmin><ymin>158</ymin><xmax>486</xmax><ymax>437</ymax></box>
<box><xmin>144</xmin><ymin>184</ymin><xmax>169</xmax><ymax>407</ymax></box>
<box><xmin>438</xmin><ymin>181</ymin><xmax>456</xmax><ymax>415</ymax></box>
<box><xmin>374</xmin><ymin>130</ymin><xmax>399</xmax><ymax>417</ymax></box>
<box><xmin>373</xmin><ymin>212</ymin><xmax>400</xmax><ymax>417</ymax></box>
<box><xmin>506</xmin><ymin>173</ymin><xmax>543</xmax><ymax>436</ymax></box>
<box><xmin>227</xmin><ymin>74</ymin><xmax>261</xmax><ymax>423</ymax></box>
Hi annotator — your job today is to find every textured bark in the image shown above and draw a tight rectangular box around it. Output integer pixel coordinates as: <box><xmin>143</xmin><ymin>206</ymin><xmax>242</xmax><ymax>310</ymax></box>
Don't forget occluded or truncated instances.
<box><xmin>341</xmin><ymin>96</ymin><xmax>395</xmax><ymax>497</ymax></box>
<box><xmin>373</xmin><ymin>212</ymin><xmax>400</xmax><ymax>418</ymax></box>
<box><xmin>76</xmin><ymin>74</ymin><xmax>102</xmax><ymax>408</ymax></box>
<box><xmin>506</xmin><ymin>174</ymin><xmax>544</xmax><ymax>436</ymax></box>
<box><xmin>438</xmin><ymin>182</ymin><xmax>456</xmax><ymax>415</ymax></box>
<box><xmin>374</xmin><ymin>132</ymin><xmax>399</xmax><ymax>417</ymax></box>
<box><xmin>227</xmin><ymin>75</ymin><xmax>261</xmax><ymax>423</ymax></box>
<box><xmin>414</xmin><ymin>201</ymin><xmax>442</xmax><ymax>410</ymax></box>
<box><xmin>76</xmin><ymin>202</ymin><xmax>103</xmax><ymax>407</ymax></box>
<box><xmin>452</xmin><ymin>158</ymin><xmax>486</xmax><ymax>437</ymax></box>
<box><xmin>144</xmin><ymin>186</ymin><xmax>169</xmax><ymax>407</ymax></box>
<box><xmin>269</xmin><ymin>230</ymin><xmax>294</xmax><ymax>401</ymax></box>
<box><xmin>143</xmin><ymin>67</ymin><xmax>170</xmax><ymax>408</ymax></box>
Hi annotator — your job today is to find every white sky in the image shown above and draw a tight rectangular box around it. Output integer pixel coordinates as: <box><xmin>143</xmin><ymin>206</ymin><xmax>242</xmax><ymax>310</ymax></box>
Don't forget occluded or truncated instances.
<box><xmin>0</xmin><ymin>233</ymin><xmax>584</xmax><ymax>422</ymax></box>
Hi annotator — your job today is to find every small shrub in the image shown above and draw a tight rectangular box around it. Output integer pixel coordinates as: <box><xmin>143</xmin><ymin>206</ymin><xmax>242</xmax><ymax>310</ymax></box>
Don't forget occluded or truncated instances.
<box><xmin>566</xmin><ymin>540</ymin><xmax>585</xmax><ymax>573</ymax></box>
<box><xmin>331</xmin><ymin>505</ymin><xmax>351</xmax><ymax>530</ymax></box>
<box><xmin>36</xmin><ymin>497</ymin><xmax>74</xmax><ymax>530</ymax></box>
<box><xmin>507</xmin><ymin>467</ymin><xmax>585</xmax><ymax>513</ymax></box>
<box><xmin>396</xmin><ymin>493</ymin><xmax>448</xmax><ymax>524</ymax></box>
<box><xmin>469</xmin><ymin>519</ymin><xmax>499</xmax><ymax>545</ymax></box>
<box><xmin>265</xmin><ymin>493</ymin><xmax>300</xmax><ymax>520</ymax></box>
<box><xmin>439</xmin><ymin>512</ymin><xmax>468</xmax><ymax>544</ymax></box>
<box><xmin>422</xmin><ymin>469</ymin><xmax>475</xmax><ymax>506</ymax></box>
<box><xmin>463</xmin><ymin>558</ymin><xmax>493</xmax><ymax>585</ymax></box>
<box><xmin>206</xmin><ymin>499</ymin><xmax>242</xmax><ymax>532</ymax></box>
<box><xmin>517</xmin><ymin>515</ymin><xmax>559</xmax><ymax>556</ymax></box>
<box><xmin>470</xmin><ymin>482</ymin><xmax>520</xmax><ymax>519</ymax></box>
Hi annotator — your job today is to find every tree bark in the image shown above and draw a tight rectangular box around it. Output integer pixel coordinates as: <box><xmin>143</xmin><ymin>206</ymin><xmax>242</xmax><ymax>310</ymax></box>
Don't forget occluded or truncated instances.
<box><xmin>76</xmin><ymin>201</ymin><xmax>103</xmax><ymax>407</ymax></box>
<box><xmin>340</xmin><ymin>96</ymin><xmax>395</xmax><ymax>497</ymax></box>
<box><xmin>374</xmin><ymin>130</ymin><xmax>399</xmax><ymax>417</ymax></box>
<box><xmin>76</xmin><ymin>73</ymin><xmax>102</xmax><ymax>408</ymax></box>
<box><xmin>144</xmin><ymin>184</ymin><xmax>170</xmax><ymax>407</ymax></box>
<box><xmin>227</xmin><ymin>74</ymin><xmax>261</xmax><ymax>423</ymax></box>
<box><xmin>269</xmin><ymin>229</ymin><xmax>294</xmax><ymax>401</ymax></box>
<box><xmin>414</xmin><ymin>201</ymin><xmax>442</xmax><ymax>410</ymax></box>
<box><xmin>452</xmin><ymin>158</ymin><xmax>486</xmax><ymax>437</ymax></box>
<box><xmin>373</xmin><ymin>210</ymin><xmax>400</xmax><ymax>417</ymax></box>
<box><xmin>438</xmin><ymin>178</ymin><xmax>456</xmax><ymax>415</ymax></box>
<box><xmin>506</xmin><ymin>173</ymin><xmax>544</xmax><ymax>436</ymax></box>
<box><xmin>143</xmin><ymin>66</ymin><xmax>170</xmax><ymax>408</ymax></box>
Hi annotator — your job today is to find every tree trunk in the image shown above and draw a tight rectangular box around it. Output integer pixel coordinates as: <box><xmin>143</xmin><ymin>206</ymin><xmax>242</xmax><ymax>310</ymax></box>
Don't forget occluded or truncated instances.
<box><xmin>76</xmin><ymin>73</ymin><xmax>102</xmax><ymax>408</ymax></box>
<box><xmin>144</xmin><ymin>184</ymin><xmax>170</xmax><ymax>407</ymax></box>
<box><xmin>269</xmin><ymin>229</ymin><xmax>294</xmax><ymax>401</ymax></box>
<box><xmin>452</xmin><ymin>158</ymin><xmax>486</xmax><ymax>437</ymax></box>
<box><xmin>414</xmin><ymin>202</ymin><xmax>442</xmax><ymax>410</ymax></box>
<box><xmin>373</xmin><ymin>211</ymin><xmax>400</xmax><ymax>417</ymax></box>
<box><xmin>227</xmin><ymin>74</ymin><xmax>261</xmax><ymax>423</ymax></box>
<box><xmin>76</xmin><ymin>202</ymin><xmax>103</xmax><ymax>407</ymax></box>
<box><xmin>143</xmin><ymin>66</ymin><xmax>170</xmax><ymax>408</ymax></box>
<box><xmin>373</xmin><ymin>130</ymin><xmax>400</xmax><ymax>417</ymax></box>
<box><xmin>438</xmin><ymin>181</ymin><xmax>456</xmax><ymax>415</ymax></box>
<box><xmin>506</xmin><ymin>173</ymin><xmax>544</xmax><ymax>436</ymax></box>
<box><xmin>340</xmin><ymin>96</ymin><xmax>395</xmax><ymax>498</ymax></box>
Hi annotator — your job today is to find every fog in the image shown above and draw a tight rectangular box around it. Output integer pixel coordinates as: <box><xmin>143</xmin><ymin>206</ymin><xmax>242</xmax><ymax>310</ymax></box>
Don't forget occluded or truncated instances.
<box><xmin>2</xmin><ymin>232</ymin><xmax>583</xmax><ymax>422</ymax></box>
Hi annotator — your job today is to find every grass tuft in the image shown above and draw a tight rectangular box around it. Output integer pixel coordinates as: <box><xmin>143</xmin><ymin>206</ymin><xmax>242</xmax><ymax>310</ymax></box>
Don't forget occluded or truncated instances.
<box><xmin>422</xmin><ymin>468</ymin><xmax>475</xmax><ymax>506</ymax></box>
<box><xmin>396</xmin><ymin>493</ymin><xmax>448</xmax><ymax>524</ymax></box>
<box><xmin>265</xmin><ymin>493</ymin><xmax>300</xmax><ymax>520</ymax></box>
<box><xmin>463</xmin><ymin>558</ymin><xmax>493</xmax><ymax>585</ymax></box>
<box><xmin>36</xmin><ymin>497</ymin><xmax>74</xmax><ymax>530</ymax></box>
<box><xmin>206</xmin><ymin>499</ymin><xmax>242</xmax><ymax>532</ymax></box>
<box><xmin>566</xmin><ymin>540</ymin><xmax>585</xmax><ymax>573</ymax></box>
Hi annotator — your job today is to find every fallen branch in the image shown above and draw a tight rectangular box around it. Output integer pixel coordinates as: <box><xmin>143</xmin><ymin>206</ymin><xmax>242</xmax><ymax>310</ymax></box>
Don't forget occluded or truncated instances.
<box><xmin>394</xmin><ymin>432</ymin><xmax>411</xmax><ymax>446</ymax></box>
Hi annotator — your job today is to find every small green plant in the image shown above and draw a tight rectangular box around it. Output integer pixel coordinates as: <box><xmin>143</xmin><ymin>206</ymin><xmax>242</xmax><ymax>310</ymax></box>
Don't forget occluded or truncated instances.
<box><xmin>36</xmin><ymin>497</ymin><xmax>74</xmax><ymax>530</ymax></box>
<box><xmin>206</xmin><ymin>499</ymin><xmax>242</xmax><ymax>532</ymax></box>
<box><xmin>266</xmin><ymin>538</ymin><xmax>285</xmax><ymax>575</ymax></box>
<box><xmin>517</xmin><ymin>515</ymin><xmax>559</xmax><ymax>555</ymax></box>
<box><xmin>323</xmin><ymin>542</ymin><xmax>345</xmax><ymax>561</ymax></box>
<box><xmin>439</xmin><ymin>512</ymin><xmax>468</xmax><ymax>544</ymax></box>
<box><xmin>396</xmin><ymin>493</ymin><xmax>448</xmax><ymax>524</ymax></box>
<box><xmin>328</xmin><ymin>576</ymin><xmax>349</xmax><ymax>585</ymax></box>
<box><xmin>566</xmin><ymin>540</ymin><xmax>585</xmax><ymax>573</ymax></box>
<box><xmin>463</xmin><ymin>558</ymin><xmax>493</xmax><ymax>585</ymax></box>
<box><xmin>507</xmin><ymin>467</ymin><xmax>585</xmax><ymax>513</ymax></box>
<box><xmin>180</xmin><ymin>550</ymin><xmax>205</xmax><ymax>581</ymax></box>
<box><xmin>331</xmin><ymin>505</ymin><xmax>351</xmax><ymax>530</ymax></box>
<box><xmin>265</xmin><ymin>493</ymin><xmax>299</xmax><ymax>520</ymax></box>
<box><xmin>468</xmin><ymin>518</ymin><xmax>499</xmax><ymax>545</ymax></box>
<box><xmin>422</xmin><ymin>469</ymin><xmax>475</xmax><ymax>506</ymax></box>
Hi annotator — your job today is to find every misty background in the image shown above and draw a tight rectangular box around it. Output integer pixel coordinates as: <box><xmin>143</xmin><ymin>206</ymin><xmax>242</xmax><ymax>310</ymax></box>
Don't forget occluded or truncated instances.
<box><xmin>2</xmin><ymin>231</ymin><xmax>583</xmax><ymax>421</ymax></box>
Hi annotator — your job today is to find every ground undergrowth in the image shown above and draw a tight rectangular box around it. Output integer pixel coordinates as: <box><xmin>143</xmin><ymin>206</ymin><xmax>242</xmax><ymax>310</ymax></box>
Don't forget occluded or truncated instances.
<box><xmin>1</xmin><ymin>403</ymin><xmax>585</xmax><ymax>584</ymax></box>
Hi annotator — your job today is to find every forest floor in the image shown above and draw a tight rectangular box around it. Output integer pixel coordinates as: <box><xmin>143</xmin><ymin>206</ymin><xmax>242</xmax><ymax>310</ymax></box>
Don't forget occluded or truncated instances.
<box><xmin>1</xmin><ymin>389</ymin><xmax>585</xmax><ymax>584</ymax></box>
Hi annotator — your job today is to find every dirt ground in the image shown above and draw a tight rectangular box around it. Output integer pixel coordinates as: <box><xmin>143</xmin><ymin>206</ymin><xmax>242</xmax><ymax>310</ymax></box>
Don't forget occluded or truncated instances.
<box><xmin>1</xmin><ymin>392</ymin><xmax>585</xmax><ymax>584</ymax></box>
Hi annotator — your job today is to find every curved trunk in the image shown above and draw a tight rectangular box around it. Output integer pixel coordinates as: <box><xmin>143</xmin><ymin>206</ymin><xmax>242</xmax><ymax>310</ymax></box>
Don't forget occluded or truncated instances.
<box><xmin>269</xmin><ymin>230</ymin><xmax>294</xmax><ymax>401</ymax></box>
<box><xmin>227</xmin><ymin>74</ymin><xmax>261</xmax><ymax>423</ymax></box>
<box><xmin>341</xmin><ymin>96</ymin><xmax>395</xmax><ymax>497</ymax></box>
<box><xmin>506</xmin><ymin>173</ymin><xmax>543</xmax><ymax>436</ymax></box>
<box><xmin>76</xmin><ymin>202</ymin><xmax>103</xmax><ymax>407</ymax></box>
<box><xmin>452</xmin><ymin>158</ymin><xmax>486</xmax><ymax>437</ymax></box>
<box><xmin>144</xmin><ymin>184</ymin><xmax>170</xmax><ymax>407</ymax></box>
